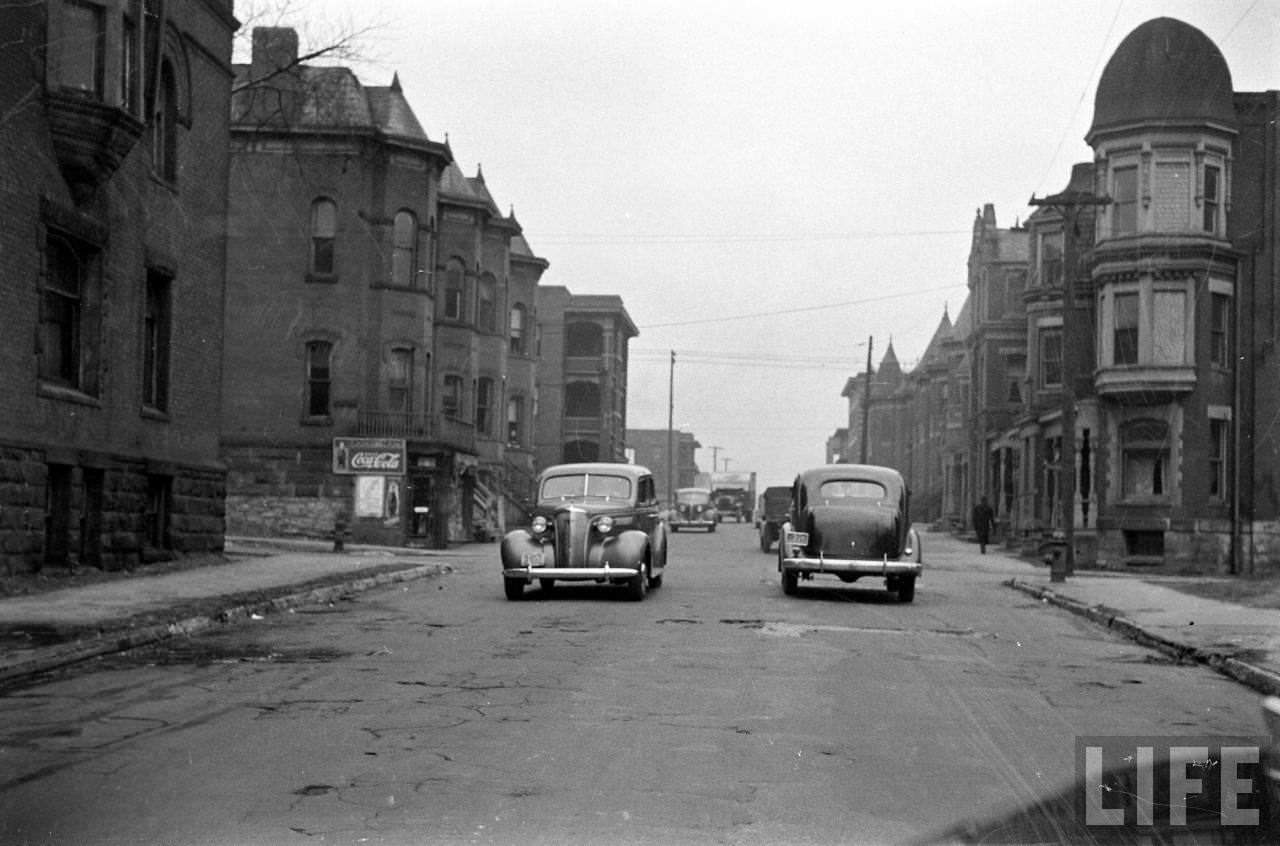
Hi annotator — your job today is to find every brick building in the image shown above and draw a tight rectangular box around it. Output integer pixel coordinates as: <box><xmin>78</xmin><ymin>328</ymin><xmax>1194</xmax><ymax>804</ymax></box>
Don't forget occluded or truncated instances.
<box><xmin>534</xmin><ymin>288</ymin><xmax>637</xmax><ymax>469</ymax></box>
<box><xmin>626</xmin><ymin>428</ymin><xmax>702</xmax><ymax>504</ymax></box>
<box><xmin>843</xmin><ymin>17</ymin><xmax>1280</xmax><ymax>575</ymax></box>
<box><xmin>223</xmin><ymin>28</ymin><xmax>551</xmax><ymax>547</ymax></box>
<box><xmin>0</xmin><ymin>0</ymin><xmax>235</xmax><ymax>573</ymax></box>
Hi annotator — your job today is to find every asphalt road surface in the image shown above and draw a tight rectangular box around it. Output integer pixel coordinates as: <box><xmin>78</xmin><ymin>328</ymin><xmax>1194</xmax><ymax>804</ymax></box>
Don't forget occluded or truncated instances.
<box><xmin>0</xmin><ymin>525</ymin><xmax>1267</xmax><ymax>845</ymax></box>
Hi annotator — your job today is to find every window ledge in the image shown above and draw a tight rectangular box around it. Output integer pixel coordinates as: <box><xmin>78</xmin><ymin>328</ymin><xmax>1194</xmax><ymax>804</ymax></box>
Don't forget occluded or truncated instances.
<box><xmin>306</xmin><ymin>273</ymin><xmax>339</xmax><ymax>285</ymax></box>
<box><xmin>141</xmin><ymin>405</ymin><xmax>171</xmax><ymax>422</ymax></box>
<box><xmin>38</xmin><ymin>382</ymin><xmax>101</xmax><ymax>408</ymax></box>
<box><xmin>301</xmin><ymin>415</ymin><xmax>333</xmax><ymax>427</ymax></box>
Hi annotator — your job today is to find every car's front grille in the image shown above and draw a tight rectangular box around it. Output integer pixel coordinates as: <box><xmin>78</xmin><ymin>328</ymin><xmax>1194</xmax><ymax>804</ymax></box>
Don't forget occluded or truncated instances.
<box><xmin>553</xmin><ymin>508</ymin><xmax>590</xmax><ymax>567</ymax></box>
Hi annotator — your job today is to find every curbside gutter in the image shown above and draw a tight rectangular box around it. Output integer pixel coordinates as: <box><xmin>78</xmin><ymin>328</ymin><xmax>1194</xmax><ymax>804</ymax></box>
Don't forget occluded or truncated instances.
<box><xmin>0</xmin><ymin>562</ymin><xmax>451</xmax><ymax>688</ymax></box>
<box><xmin>1007</xmin><ymin>578</ymin><xmax>1280</xmax><ymax>698</ymax></box>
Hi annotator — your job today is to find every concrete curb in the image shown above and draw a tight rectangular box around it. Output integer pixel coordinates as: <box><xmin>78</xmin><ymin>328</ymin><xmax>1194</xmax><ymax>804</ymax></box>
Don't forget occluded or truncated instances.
<box><xmin>1007</xmin><ymin>578</ymin><xmax>1280</xmax><ymax>698</ymax></box>
<box><xmin>0</xmin><ymin>562</ymin><xmax>450</xmax><ymax>688</ymax></box>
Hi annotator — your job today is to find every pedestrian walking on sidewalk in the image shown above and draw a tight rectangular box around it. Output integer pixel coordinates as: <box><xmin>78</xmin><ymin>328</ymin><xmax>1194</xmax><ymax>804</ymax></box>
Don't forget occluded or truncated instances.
<box><xmin>972</xmin><ymin>496</ymin><xmax>995</xmax><ymax>554</ymax></box>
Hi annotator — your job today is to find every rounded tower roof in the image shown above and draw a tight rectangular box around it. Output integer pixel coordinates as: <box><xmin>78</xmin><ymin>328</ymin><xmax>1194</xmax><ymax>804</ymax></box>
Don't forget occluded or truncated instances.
<box><xmin>1088</xmin><ymin>17</ymin><xmax>1234</xmax><ymax>142</ymax></box>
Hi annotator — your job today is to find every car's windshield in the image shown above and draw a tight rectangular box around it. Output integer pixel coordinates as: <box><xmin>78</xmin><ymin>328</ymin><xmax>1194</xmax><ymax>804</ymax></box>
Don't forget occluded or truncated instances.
<box><xmin>540</xmin><ymin>473</ymin><xmax>632</xmax><ymax>503</ymax></box>
<box><xmin>817</xmin><ymin>479</ymin><xmax>887</xmax><ymax>504</ymax></box>
<box><xmin>676</xmin><ymin>489</ymin><xmax>710</xmax><ymax>505</ymax></box>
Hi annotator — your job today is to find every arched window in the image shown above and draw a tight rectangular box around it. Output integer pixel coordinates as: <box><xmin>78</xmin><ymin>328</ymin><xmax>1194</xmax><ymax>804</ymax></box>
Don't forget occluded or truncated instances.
<box><xmin>565</xmin><ymin>381</ymin><xmax>601</xmax><ymax>418</ymax></box>
<box><xmin>443</xmin><ymin>260</ymin><xmax>465</xmax><ymax>320</ymax></box>
<box><xmin>386</xmin><ymin>347</ymin><xmax>414</xmax><ymax>413</ymax></box>
<box><xmin>507</xmin><ymin>396</ymin><xmax>524</xmax><ymax>445</ymax></box>
<box><xmin>310</xmin><ymin>198</ymin><xmax>337</xmax><ymax>276</ymax></box>
<box><xmin>391</xmin><ymin>211</ymin><xmax>417</xmax><ymax>287</ymax></box>
<box><xmin>566</xmin><ymin>322</ymin><xmax>603</xmax><ymax>357</ymax></box>
<box><xmin>477</xmin><ymin>275</ymin><xmax>496</xmax><ymax>331</ymax></box>
<box><xmin>151</xmin><ymin>59</ymin><xmax>177</xmax><ymax>181</ymax></box>
<box><xmin>563</xmin><ymin>439</ymin><xmax>599</xmax><ymax>463</ymax></box>
<box><xmin>442</xmin><ymin>373</ymin><xmax>463</xmax><ymax>418</ymax></box>
<box><xmin>306</xmin><ymin>341</ymin><xmax>332</xmax><ymax>417</ymax></box>
<box><xmin>509</xmin><ymin>303</ymin><xmax>527</xmax><ymax>354</ymax></box>
<box><xmin>475</xmin><ymin>377</ymin><xmax>493</xmax><ymax>434</ymax></box>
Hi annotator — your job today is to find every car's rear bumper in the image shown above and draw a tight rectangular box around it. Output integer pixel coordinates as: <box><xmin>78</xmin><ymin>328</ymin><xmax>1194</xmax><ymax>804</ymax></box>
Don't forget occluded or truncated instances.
<box><xmin>780</xmin><ymin>556</ymin><xmax>922</xmax><ymax>578</ymax></box>
<box><xmin>503</xmin><ymin>565</ymin><xmax>640</xmax><ymax>582</ymax></box>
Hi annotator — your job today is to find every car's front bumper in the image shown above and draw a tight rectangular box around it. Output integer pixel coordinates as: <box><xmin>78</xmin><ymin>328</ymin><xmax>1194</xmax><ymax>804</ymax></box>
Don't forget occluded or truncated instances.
<box><xmin>503</xmin><ymin>563</ymin><xmax>640</xmax><ymax>582</ymax></box>
<box><xmin>672</xmin><ymin>519</ymin><xmax>716</xmax><ymax>530</ymax></box>
<box><xmin>780</xmin><ymin>556</ymin><xmax>922</xmax><ymax>578</ymax></box>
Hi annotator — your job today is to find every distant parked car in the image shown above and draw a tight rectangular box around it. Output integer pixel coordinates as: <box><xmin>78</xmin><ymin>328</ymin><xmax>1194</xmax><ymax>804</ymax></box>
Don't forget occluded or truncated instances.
<box><xmin>499</xmin><ymin>463</ymin><xmax>668</xmax><ymax>601</ymax></box>
<box><xmin>670</xmin><ymin>486</ymin><xmax>717</xmax><ymax>533</ymax></box>
<box><xmin>756</xmin><ymin>485</ymin><xmax>791</xmax><ymax>552</ymax></box>
<box><xmin>777</xmin><ymin>464</ymin><xmax>922</xmax><ymax>602</ymax></box>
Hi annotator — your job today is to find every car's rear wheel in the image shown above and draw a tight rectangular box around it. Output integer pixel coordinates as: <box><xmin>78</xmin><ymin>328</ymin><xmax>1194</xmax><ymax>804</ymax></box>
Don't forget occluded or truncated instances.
<box><xmin>896</xmin><ymin>576</ymin><xmax>916</xmax><ymax>603</ymax></box>
<box><xmin>782</xmin><ymin>569</ymin><xmax>798</xmax><ymax>595</ymax></box>
<box><xmin>625</xmin><ymin>566</ymin><xmax>648</xmax><ymax>601</ymax></box>
<box><xmin>504</xmin><ymin>579</ymin><xmax>524</xmax><ymax>601</ymax></box>
<box><xmin>539</xmin><ymin>578</ymin><xmax>555</xmax><ymax>591</ymax></box>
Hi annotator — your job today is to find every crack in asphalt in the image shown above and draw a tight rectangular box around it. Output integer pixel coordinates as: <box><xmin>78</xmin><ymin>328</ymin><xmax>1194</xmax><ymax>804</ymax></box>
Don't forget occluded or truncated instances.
<box><xmin>721</xmin><ymin>619</ymin><xmax>985</xmax><ymax>638</ymax></box>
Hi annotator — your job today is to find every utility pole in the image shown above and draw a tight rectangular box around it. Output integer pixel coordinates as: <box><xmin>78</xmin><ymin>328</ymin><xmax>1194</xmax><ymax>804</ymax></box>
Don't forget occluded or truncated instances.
<box><xmin>710</xmin><ymin>445</ymin><xmax>722</xmax><ymax>473</ymax></box>
<box><xmin>1029</xmin><ymin>182</ymin><xmax>1109</xmax><ymax>583</ymax></box>
<box><xmin>666</xmin><ymin>351</ymin><xmax>675</xmax><ymax>506</ymax></box>
<box><xmin>722</xmin><ymin>458</ymin><xmax>732</xmax><ymax>472</ymax></box>
<box><xmin>860</xmin><ymin>337</ymin><xmax>873</xmax><ymax>463</ymax></box>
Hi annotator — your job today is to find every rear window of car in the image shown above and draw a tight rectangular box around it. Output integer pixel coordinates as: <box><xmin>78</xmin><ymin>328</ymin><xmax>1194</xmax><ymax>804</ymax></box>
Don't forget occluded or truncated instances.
<box><xmin>818</xmin><ymin>480</ymin><xmax>887</xmax><ymax>504</ymax></box>
<box><xmin>541</xmin><ymin>473</ymin><xmax>633</xmax><ymax>502</ymax></box>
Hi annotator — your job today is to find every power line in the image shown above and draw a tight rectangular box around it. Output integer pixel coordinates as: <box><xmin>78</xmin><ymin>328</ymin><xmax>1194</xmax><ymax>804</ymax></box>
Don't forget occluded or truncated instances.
<box><xmin>637</xmin><ymin>283</ymin><xmax>959</xmax><ymax>329</ymax></box>
<box><xmin>528</xmin><ymin>228</ymin><xmax>970</xmax><ymax>246</ymax></box>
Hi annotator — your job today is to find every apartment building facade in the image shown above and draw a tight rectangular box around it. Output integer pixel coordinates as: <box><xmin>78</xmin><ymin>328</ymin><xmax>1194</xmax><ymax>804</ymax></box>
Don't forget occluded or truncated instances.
<box><xmin>0</xmin><ymin>0</ymin><xmax>235</xmax><ymax>574</ymax></box>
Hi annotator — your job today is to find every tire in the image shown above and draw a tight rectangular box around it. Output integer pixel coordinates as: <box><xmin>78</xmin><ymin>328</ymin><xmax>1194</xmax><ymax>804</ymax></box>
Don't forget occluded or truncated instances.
<box><xmin>709</xmin><ymin>522</ymin><xmax>716</xmax><ymax>533</ymax></box>
<box><xmin>625</xmin><ymin>566</ymin><xmax>648</xmax><ymax>601</ymax></box>
<box><xmin>539</xmin><ymin>578</ymin><xmax>555</xmax><ymax>591</ymax></box>
<box><xmin>759</xmin><ymin>531</ymin><xmax>770</xmax><ymax>553</ymax></box>
<box><xmin>782</xmin><ymin>568</ymin><xmax>798</xmax><ymax>595</ymax></box>
<box><xmin>671</xmin><ymin>525</ymin><xmax>679</xmax><ymax>533</ymax></box>
<box><xmin>897</xmin><ymin>576</ymin><xmax>916</xmax><ymax>603</ymax></box>
<box><xmin>504</xmin><ymin>579</ymin><xmax>524</xmax><ymax>601</ymax></box>
<box><xmin>649</xmin><ymin>571</ymin><xmax>663</xmax><ymax>589</ymax></box>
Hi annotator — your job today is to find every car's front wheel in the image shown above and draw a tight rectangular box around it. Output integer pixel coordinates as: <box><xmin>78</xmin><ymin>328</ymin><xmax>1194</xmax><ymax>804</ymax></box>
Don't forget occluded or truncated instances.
<box><xmin>782</xmin><ymin>568</ymin><xmax>798</xmax><ymax>595</ymax></box>
<box><xmin>539</xmin><ymin>578</ymin><xmax>555</xmax><ymax>592</ymax></box>
<box><xmin>504</xmin><ymin>579</ymin><xmax>524</xmax><ymax>601</ymax></box>
<box><xmin>625</xmin><ymin>566</ymin><xmax>648</xmax><ymax>601</ymax></box>
<box><xmin>896</xmin><ymin>576</ymin><xmax>916</xmax><ymax>603</ymax></box>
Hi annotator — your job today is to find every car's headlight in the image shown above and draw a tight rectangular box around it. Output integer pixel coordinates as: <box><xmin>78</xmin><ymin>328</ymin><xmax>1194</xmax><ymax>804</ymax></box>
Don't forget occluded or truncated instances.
<box><xmin>531</xmin><ymin>515</ymin><xmax>548</xmax><ymax>535</ymax></box>
<box><xmin>595</xmin><ymin>515</ymin><xmax>614</xmax><ymax>534</ymax></box>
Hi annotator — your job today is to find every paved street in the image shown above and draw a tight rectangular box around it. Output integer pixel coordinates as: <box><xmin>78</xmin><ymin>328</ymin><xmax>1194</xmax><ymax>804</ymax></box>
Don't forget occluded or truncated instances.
<box><xmin>0</xmin><ymin>524</ymin><xmax>1270</xmax><ymax>845</ymax></box>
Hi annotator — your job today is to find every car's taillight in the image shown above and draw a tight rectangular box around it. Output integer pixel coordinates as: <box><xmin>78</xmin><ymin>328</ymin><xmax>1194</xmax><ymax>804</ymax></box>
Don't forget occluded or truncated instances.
<box><xmin>531</xmin><ymin>515</ymin><xmax>548</xmax><ymax>535</ymax></box>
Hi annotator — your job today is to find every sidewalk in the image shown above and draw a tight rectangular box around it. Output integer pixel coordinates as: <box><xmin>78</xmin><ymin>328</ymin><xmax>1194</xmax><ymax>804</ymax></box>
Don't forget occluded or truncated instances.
<box><xmin>0</xmin><ymin>537</ymin><xmax>482</xmax><ymax>687</ymax></box>
<box><xmin>955</xmin><ymin>533</ymin><xmax>1280</xmax><ymax>698</ymax></box>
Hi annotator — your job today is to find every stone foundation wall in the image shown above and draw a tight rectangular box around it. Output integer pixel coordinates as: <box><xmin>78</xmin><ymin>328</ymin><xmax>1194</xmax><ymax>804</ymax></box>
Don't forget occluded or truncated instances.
<box><xmin>0</xmin><ymin>443</ymin><xmax>225</xmax><ymax>575</ymax></box>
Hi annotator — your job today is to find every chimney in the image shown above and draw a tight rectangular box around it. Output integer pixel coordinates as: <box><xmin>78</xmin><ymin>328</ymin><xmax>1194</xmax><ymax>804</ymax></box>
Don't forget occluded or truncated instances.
<box><xmin>247</xmin><ymin>27</ymin><xmax>301</xmax><ymax>125</ymax></box>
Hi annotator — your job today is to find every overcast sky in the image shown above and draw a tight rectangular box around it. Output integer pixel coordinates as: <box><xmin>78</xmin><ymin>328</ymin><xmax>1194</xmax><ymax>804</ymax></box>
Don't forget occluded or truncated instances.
<box><xmin>252</xmin><ymin>0</ymin><xmax>1280</xmax><ymax>490</ymax></box>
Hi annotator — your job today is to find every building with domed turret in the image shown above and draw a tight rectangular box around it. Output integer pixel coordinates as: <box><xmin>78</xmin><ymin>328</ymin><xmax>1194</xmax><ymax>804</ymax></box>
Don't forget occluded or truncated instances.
<box><xmin>838</xmin><ymin>17</ymin><xmax>1280</xmax><ymax>575</ymax></box>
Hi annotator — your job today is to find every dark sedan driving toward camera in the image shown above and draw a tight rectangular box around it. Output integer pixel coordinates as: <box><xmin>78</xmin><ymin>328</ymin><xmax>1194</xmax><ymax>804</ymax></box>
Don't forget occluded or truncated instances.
<box><xmin>500</xmin><ymin>462</ymin><xmax>669</xmax><ymax>601</ymax></box>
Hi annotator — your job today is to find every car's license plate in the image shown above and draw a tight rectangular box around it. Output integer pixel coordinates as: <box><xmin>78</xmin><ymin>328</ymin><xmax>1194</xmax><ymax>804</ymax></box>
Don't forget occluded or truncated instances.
<box><xmin>521</xmin><ymin>551</ymin><xmax>543</xmax><ymax>567</ymax></box>
<box><xmin>785</xmin><ymin>531</ymin><xmax>809</xmax><ymax>547</ymax></box>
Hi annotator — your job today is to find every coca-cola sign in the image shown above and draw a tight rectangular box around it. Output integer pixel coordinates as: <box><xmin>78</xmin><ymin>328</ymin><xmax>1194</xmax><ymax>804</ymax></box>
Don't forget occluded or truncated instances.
<box><xmin>333</xmin><ymin>438</ymin><xmax>405</xmax><ymax>475</ymax></box>
<box><xmin>351</xmin><ymin>452</ymin><xmax>401</xmax><ymax>471</ymax></box>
